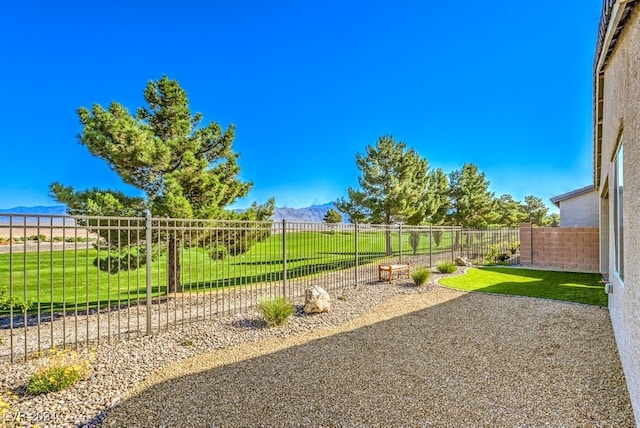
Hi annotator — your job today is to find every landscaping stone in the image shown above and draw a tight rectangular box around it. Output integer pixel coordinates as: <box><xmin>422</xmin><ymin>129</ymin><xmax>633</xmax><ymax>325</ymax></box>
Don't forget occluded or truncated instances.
<box><xmin>303</xmin><ymin>285</ymin><xmax>331</xmax><ymax>313</ymax></box>
<box><xmin>455</xmin><ymin>256</ymin><xmax>472</xmax><ymax>266</ymax></box>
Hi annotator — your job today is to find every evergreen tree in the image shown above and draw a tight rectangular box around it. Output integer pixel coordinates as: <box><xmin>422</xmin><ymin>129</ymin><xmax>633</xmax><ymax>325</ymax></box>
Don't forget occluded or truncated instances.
<box><xmin>323</xmin><ymin>209</ymin><xmax>342</xmax><ymax>224</ymax></box>
<box><xmin>447</xmin><ymin>163</ymin><xmax>496</xmax><ymax>228</ymax></box>
<box><xmin>425</xmin><ymin>168</ymin><xmax>450</xmax><ymax>225</ymax></box>
<box><xmin>547</xmin><ymin>212</ymin><xmax>560</xmax><ymax>227</ymax></box>
<box><xmin>523</xmin><ymin>195</ymin><xmax>549</xmax><ymax>226</ymax></box>
<box><xmin>495</xmin><ymin>194</ymin><xmax>527</xmax><ymax>226</ymax></box>
<box><xmin>335</xmin><ymin>135</ymin><xmax>429</xmax><ymax>254</ymax></box>
<box><xmin>51</xmin><ymin>76</ymin><xmax>273</xmax><ymax>291</ymax></box>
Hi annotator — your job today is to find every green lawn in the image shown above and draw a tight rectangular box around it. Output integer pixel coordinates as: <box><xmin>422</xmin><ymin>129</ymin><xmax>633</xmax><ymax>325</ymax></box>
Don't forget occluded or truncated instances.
<box><xmin>438</xmin><ymin>267</ymin><xmax>607</xmax><ymax>306</ymax></box>
<box><xmin>0</xmin><ymin>229</ymin><xmax>456</xmax><ymax>315</ymax></box>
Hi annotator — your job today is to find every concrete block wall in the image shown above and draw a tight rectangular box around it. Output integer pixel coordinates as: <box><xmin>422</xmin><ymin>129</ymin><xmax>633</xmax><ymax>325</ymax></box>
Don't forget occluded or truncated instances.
<box><xmin>519</xmin><ymin>223</ymin><xmax>600</xmax><ymax>272</ymax></box>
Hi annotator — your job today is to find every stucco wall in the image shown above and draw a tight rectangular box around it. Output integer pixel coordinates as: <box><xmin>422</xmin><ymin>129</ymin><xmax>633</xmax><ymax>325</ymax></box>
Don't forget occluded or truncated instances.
<box><xmin>519</xmin><ymin>223</ymin><xmax>599</xmax><ymax>272</ymax></box>
<box><xmin>599</xmin><ymin>5</ymin><xmax>640</xmax><ymax>422</ymax></box>
<box><xmin>558</xmin><ymin>191</ymin><xmax>599</xmax><ymax>227</ymax></box>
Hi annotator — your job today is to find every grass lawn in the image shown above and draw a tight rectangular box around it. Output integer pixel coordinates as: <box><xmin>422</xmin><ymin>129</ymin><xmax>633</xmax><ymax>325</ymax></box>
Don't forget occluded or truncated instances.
<box><xmin>438</xmin><ymin>267</ymin><xmax>608</xmax><ymax>306</ymax></box>
<box><xmin>0</xmin><ymin>230</ymin><xmax>457</xmax><ymax>315</ymax></box>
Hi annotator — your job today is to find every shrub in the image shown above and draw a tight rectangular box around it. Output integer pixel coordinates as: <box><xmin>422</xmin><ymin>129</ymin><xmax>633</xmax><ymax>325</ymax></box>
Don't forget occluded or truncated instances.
<box><xmin>93</xmin><ymin>248</ymin><xmax>148</xmax><ymax>274</ymax></box>
<box><xmin>484</xmin><ymin>245</ymin><xmax>500</xmax><ymax>263</ymax></box>
<box><xmin>484</xmin><ymin>245</ymin><xmax>511</xmax><ymax>265</ymax></box>
<box><xmin>0</xmin><ymin>288</ymin><xmax>33</xmax><ymax>312</ymax></box>
<box><xmin>436</xmin><ymin>261</ymin><xmax>457</xmax><ymax>274</ymax></box>
<box><xmin>28</xmin><ymin>234</ymin><xmax>47</xmax><ymax>242</ymax></box>
<box><xmin>258</xmin><ymin>297</ymin><xmax>295</xmax><ymax>327</ymax></box>
<box><xmin>27</xmin><ymin>348</ymin><xmax>93</xmax><ymax>395</ymax></box>
<box><xmin>411</xmin><ymin>267</ymin><xmax>431</xmax><ymax>286</ymax></box>
<box><xmin>508</xmin><ymin>241</ymin><xmax>520</xmax><ymax>254</ymax></box>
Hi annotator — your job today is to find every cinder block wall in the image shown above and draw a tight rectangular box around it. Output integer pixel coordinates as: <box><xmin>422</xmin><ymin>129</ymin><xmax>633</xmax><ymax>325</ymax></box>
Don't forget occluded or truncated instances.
<box><xmin>519</xmin><ymin>223</ymin><xmax>599</xmax><ymax>272</ymax></box>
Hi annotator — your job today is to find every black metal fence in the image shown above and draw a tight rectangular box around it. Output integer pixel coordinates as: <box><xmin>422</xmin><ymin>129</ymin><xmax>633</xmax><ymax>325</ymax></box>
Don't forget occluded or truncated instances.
<box><xmin>0</xmin><ymin>214</ymin><xmax>519</xmax><ymax>362</ymax></box>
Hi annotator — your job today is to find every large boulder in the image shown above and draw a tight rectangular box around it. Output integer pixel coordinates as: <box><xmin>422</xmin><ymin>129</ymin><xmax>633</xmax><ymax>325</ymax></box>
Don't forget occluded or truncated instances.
<box><xmin>304</xmin><ymin>286</ymin><xmax>331</xmax><ymax>314</ymax></box>
<box><xmin>454</xmin><ymin>256</ymin><xmax>472</xmax><ymax>267</ymax></box>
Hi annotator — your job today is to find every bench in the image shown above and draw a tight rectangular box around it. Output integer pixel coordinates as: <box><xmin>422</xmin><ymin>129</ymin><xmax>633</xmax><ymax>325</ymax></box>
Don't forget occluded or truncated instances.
<box><xmin>378</xmin><ymin>263</ymin><xmax>411</xmax><ymax>283</ymax></box>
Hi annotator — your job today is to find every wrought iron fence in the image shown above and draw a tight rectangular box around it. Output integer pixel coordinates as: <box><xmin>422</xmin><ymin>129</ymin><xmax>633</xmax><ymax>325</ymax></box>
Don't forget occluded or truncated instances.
<box><xmin>0</xmin><ymin>213</ymin><xmax>519</xmax><ymax>362</ymax></box>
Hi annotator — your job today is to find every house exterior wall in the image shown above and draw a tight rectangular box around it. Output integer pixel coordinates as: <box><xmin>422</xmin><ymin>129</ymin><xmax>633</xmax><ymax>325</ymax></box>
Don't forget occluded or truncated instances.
<box><xmin>558</xmin><ymin>192</ymin><xmax>599</xmax><ymax>227</ymax></box>
<box><xmin>599</xmin><ymin>5</ymin><xmax>640</xmax><ymax>420</ymax></box>
<box><xmin>519</xmin><ymin>223</ymin><xmax>599</xmax><ymax>272</ymax></box>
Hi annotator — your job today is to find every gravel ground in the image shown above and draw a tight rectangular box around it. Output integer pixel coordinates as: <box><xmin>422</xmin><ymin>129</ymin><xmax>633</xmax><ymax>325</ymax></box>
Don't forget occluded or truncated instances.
<box><xmin>0</xmin><ymin>270</ymin><xmax>634</xmax><ymax>427</ymax></box>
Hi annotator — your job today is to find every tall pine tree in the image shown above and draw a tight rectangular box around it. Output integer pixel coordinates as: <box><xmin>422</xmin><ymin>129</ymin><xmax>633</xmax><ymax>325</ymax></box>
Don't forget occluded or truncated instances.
<box><xmin>51</xmin><ymin>76</ymin><xmax>273</xmax><ymax>291</ymax></box>
<box><xmin>448</xmin><ymin>163</ymin><xmax>496</xmax><ymax>228</ymax></box>
<box><xmin>335</xmin><ymin>135</ymin><xmax>429</xmax><ymax>254</ymax></box>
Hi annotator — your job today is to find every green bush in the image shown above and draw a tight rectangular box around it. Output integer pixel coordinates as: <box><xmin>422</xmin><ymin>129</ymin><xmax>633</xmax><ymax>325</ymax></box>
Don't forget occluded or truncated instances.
<box><xmin>93</xmin><ymin>248</ymin><xmax>148</xmax><ymax>274</ymax></box>
<box><xmin>484</xmin><ymin>245</ymin><xmax>510</xmax><ymax>265</ymax></box>
<box><xmin>436</xmin><ymin>261</ymin><xmax>457</xmax><ymax>274</ymax></box>
<box><xmin>0</xmin><ymin>288</ymin><xmax>33</xmax><ymax>312</ymax></box>
<box><xmin>411</xmin><ymin>267</ymin><xmax>431</xmax><ymax>286</ymax></box>
<box><xmin>28</xmin><ymin>234</ymin><xmax>47</xmax><ymax>242</ymax></box>
<box><xmin>258</xmin><ymin>297</ymin><xmax>295</xmax><ymax>327</ymax></box>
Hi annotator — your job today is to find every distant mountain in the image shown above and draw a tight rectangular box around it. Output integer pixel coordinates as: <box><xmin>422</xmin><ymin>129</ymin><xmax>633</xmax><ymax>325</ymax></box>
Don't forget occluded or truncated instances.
<box><xmin>0</xmin><ymin>203</ymin><xmax>342</xmax><ymax>223</ymax></box>
<box><xmin>273</xmin><ymin>202</ymin><xmax>340</xmax><ymax>223</ymax></box>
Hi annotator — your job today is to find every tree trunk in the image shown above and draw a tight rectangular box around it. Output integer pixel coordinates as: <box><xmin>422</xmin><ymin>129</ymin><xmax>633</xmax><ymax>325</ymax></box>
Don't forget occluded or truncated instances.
<box><xmin>385</xmin><ymin>229</ymin><xmax>393</xmax><ymax>256</ymax></box>
<box><xmin>168</xmin><ymin>235</ymin><xmax>182</xmax><ymax>293</ymax></box>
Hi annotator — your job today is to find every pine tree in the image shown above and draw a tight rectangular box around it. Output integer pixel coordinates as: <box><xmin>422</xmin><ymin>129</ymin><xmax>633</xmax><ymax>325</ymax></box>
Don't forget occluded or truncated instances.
<box><xmin>495</xmin><ymin>194</ymin><xmax>528</xmax><ymax>227</ymax></box>
<box><xmin>448</xmin><ymin>163</ymin><xmax>496</xmax><ymax>228</ymax></box>
<box><xmin>51</xmin><ymin>76</ymin><xmax>273</xmax><ymax>291</ymax></box>
<box><xmin>335</xmin><ymin>135</ymin><xmax>429</xmax><ymax>254</ymax></box>
<box><xmin>523</xmin><ymin>195</ymin><xmax>549</xmax><ymax>226</ymax></box>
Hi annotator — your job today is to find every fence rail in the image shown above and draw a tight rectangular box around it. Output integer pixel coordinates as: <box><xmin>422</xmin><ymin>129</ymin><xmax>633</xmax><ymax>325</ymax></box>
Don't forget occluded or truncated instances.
<box><xmin>0</xmin><ymin>214</ymin><xmax>519</xmax><ymax>362</ymax></box>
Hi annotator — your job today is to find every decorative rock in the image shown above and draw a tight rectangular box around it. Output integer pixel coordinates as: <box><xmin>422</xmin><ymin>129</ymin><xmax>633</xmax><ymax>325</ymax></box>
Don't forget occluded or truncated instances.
<box><xmin>454</xmin><ymin>256</ymin><xmax>472</xmax><ymax>267</ymax></box>
<box><xmin>303</xmin><ymin>286</ymin><xmax>331</xmax><ymax>314</ymax></box>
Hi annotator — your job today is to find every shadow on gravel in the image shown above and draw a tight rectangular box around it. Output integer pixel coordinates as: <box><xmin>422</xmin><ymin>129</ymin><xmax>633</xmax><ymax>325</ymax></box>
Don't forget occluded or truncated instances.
<box><xmin>94</xmin><ymin>291</ymin><xmax>634</xmax><ymax>427</ymax></box>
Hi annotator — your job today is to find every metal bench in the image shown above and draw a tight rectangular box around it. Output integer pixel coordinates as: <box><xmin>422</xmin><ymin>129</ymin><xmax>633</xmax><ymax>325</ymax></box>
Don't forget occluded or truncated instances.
<box><xmin>378</xmin><ymin>263</ymin><xmax>411</xmax><ymax>283</ymax></box>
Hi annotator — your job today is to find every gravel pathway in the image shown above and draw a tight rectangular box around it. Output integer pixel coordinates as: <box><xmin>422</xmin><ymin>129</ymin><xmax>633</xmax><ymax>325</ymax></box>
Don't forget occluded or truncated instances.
<box><xmin>0</xmin><ymin>272</ymin><xmax>634</xmax><ymax>427</ymax></box>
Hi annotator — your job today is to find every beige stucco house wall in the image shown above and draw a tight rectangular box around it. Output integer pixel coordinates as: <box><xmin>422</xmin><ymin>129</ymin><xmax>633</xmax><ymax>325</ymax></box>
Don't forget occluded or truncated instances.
<box><xmin>594</xmin><ymin>0</ymin><xmax>639</xmax><ymax>422</ymax></box>
<box><xmin>550</xmin><ymin>185</ymin><xmax>599</xmax><ymax>227</ymax></box>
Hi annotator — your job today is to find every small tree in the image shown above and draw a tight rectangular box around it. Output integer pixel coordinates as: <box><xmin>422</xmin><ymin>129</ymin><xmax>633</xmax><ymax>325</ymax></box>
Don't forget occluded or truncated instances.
<box><xmin>323</xmin><ymin>209</ymin><xmax>342</xmax><ymax>224</ymax></box>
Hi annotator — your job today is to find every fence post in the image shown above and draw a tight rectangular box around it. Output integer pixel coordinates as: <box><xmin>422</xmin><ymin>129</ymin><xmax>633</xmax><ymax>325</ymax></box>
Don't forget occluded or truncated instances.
<box><xmin>451</xmin><ymin>225</ymin><xmax>455</xmax><ymax>261</ymax></box>
<box><xmin>354</xmin><ymin>222</ymin><xmax>359</xmax><ymax>285</ymax></box>
<box><xmin>282</xmin><ymin>219</ymin><xmax>287</xmax><ymax>297</ymax></box>
<box><xmin>398</xmin><ymin>223</ymin><xmax>403</xmax><ymax>263</ymax></box>
<box><xmin>429</xmin><ymin>225</ymin><xmax>433</xmax><ymax>268</ymax></box>
<box><xmin>145</xmin><ymin>212</ymin><xmax>152</xmax><ymax>335</ymax></box>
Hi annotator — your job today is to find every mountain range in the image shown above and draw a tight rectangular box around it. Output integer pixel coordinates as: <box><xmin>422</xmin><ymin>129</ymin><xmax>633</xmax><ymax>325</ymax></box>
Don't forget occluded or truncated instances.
<box><xmin>0</xmin><ymin>203</ymin><xmax>339</xmax><ymax>223</ymax></box>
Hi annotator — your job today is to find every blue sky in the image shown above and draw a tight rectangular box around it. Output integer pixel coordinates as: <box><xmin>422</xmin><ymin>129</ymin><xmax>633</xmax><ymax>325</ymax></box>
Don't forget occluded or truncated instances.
<box><xmin>1</xmin><ymin>1</ymin><xmax>602</xmax><ymax>211</ymax></box>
